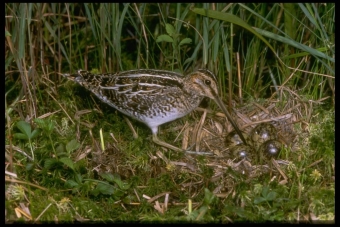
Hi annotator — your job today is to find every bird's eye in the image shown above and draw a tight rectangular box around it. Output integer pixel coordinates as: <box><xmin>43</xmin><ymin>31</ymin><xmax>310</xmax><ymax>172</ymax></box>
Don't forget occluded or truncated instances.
<box><xmin>204</xmin><ymin>80</ymin><xmax>211</xmax><ymax>85</ymax></box>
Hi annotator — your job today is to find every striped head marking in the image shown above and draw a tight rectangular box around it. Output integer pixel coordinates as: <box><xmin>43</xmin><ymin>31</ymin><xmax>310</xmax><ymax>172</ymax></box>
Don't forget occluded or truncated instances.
<box><xmin>185</xmin><ymin>69</ymin><xmax>220</xmax><ymax>99</ymax></box>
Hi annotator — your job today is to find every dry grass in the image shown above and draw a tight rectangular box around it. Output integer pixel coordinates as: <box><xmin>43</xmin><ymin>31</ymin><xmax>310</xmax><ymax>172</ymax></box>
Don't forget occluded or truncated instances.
<box><xmin>5</xmin><ymin>3</ymin><xmax>334</xmax><ymax>223</ymax></box>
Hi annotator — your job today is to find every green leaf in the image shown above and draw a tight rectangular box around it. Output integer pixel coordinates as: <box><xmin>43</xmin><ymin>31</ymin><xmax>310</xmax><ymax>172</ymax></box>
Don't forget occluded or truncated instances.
<box><xmin>95</xmin><ymin>182</ymin><xmax>115</xmax><ymax>195</ymax></box>
<box><xmin>65</xmin><ymin>179</ymin><xmax>79</xmax><ymax>188</ymax></box>
<box><xmin>66</xmin><ymin>139</ymin><xmax>80</xmax><ymax>153</ymax></box>
<box><xmin>100</xmin><ymin>173</ymin><xmax>130</xmax><ymax>190</ymax></box>
<box><xmin>266</xmin><ymin>191</ymin><xmax>277</xmax><ymax>201</ymax></box>
<box><xmin>56</xmin><ymin>143</ymin><xmax>66</xmax><ymax>154</ymax></box>
<box><xmin>34</xmin><ymin>118</ymin><xmax>55</xmax><ymax>133</ymax></box>
<box><xmin>30</xmin><ymin>129</ymin><xmax>41</xmax><ymax>140</ymax></box>
<box><xmin>203</xmin><ymin>188</ymin><xmax>216</xmax><ymax>205</ymax></box>
<box><xmin>195</xmin><ymin>206</ymin><xmax>209</xmax><ymax>221</ymax></box>
<box><xmin>224</xmin><ymin>205</ymin><xmax>253</xmax><ymax>218</ymax></box>
<box><xmin>5</xmin><ymin>30</ymin><xmax>11</xmax><ymax>37</ymax></box>
<box><xmin>34</xmin><ymin>118</ymin><xmax>45</xmax><ymax>128</ymax></box>
<box><xmin>122</xmin><ymin>195</ymin><xmax>136</xmax><ymax>204</ymax></box>
<box><xmin>44</xmin><ymin>158</ymin><xmax>59</xmax><ymax>169</ymax></box>
<box><xmin>112</xmin><ymin>174</ymin><xmax>130</xmax><ymax>190</ymax></box>
<box><xmin>25</xmin><ymin>162</ymin><xmax>34</xmax><ymax>171</ymax></box>
<box><xmin>254</xmin><ymin>196</ymin><xmax>267</xmax><ymax>204</ymax></box>
<box><xmin>262</xmin><ymin>186</ymin><xmax>269</xmax><ymax>197</ymax></box>
<box><xmin>59</xmin><ymin>157</ymin><xmax>75</xmax><ymax>170</ymax></box>
<box><xmin>16</xmin><ymin>121</ymin><xmax>32</xmax><ymax>139</ymax></box>
<box><xmin>186</xmin><ymin>209</ymin><xmax>200</xmax><ymax>221</ymax></box>
<box><xmin>115</xmin><ymin>180</ymin><xmax>130</xmax><ymax>190</ymax></box>
<box><xmin>113</xmin><ymin>174</ymin><xmax>129</xmax><ymax>189</ymax></box>
<box><xmin>165</xmin><ymin>23</ymin><xmax>175</xmax><ymax>36</ymax></box>
<box><xmin>74</xmin><ymin>174</ymin><xmax>83</xmax><ymax>184</ymax></box>
<box><xmin>46</xmin><ymin>120</ymin><xmax>55</xmax><ymax>132</ymax></box>
<box><xmin>179</xmin><ymin>37</ymin><xmax>192</xmax><ymax>46</ymax></box>
<box><xmin>156</xmin><ymin>34</ymin><xmax>174</xmax><ymax>43</ymax></box>
<box><xmin>13</xmin><ymin>133</ymin><xmax>29</xmax><ymax>140</ymax></box>
<box><xmin>100</xmin><ymin>172</ymin><xmax>115</xmax><ymax>183</ymax></box>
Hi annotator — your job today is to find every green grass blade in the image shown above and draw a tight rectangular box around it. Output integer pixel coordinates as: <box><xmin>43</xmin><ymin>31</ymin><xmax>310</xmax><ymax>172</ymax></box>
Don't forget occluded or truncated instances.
<box><xmin>18</xmin><ymin>3</ymin><xmax>27</xmax><ymax>59</ymax></box>
<box><xmin>283</xmin><ymin>3</ymin><xmax>296</xmax><ymax>39</ymax></box>
<box><xmin>84</xmin><ymin>3</ymin><xmax>97</xmax><ymax>40</ymax></box>
<box><xmin>192</xmin><ymin>8</ymin><xmax>277</xmax><ymax>61</ymax></box>
<box><xmin>253</xmin><ymin>27</ymin><xmax>334</xmax><ymax>62</ymax></box>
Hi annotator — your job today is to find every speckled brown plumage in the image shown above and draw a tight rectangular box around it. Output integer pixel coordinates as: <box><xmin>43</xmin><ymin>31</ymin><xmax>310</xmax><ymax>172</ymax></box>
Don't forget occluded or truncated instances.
<box><xmin>63</xmin><ymin>69</ymin><xmax>246</xmax><ymax>152</ymax></box>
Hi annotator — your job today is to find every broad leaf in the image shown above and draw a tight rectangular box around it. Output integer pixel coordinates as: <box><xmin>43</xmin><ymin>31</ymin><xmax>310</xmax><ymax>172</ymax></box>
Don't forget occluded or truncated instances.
<box><xmin>179</xmin><ymin>38</ymin><xmax>192</xmax><ymax>46</ymax></box>
<box><xmin>34</xmin><ymin>118</ymin><xmax>45</xmax><ymax>128</ymax></box>
<box><xmin>66</xmin><ymin>139</ymin><xmax>80</xmax><ymax>153</ymax></box>
<box><xmin>59</xmin><ymin>157</ymin><xmax>75</xmax><ymax>170</ymax></box>
<box><xmin>44</xmin><ymin>158</ymin><xmax>59</xmax><ymax>169</ymax></box>
<box><xmin>254</xmin><ymin>196</ymin><xmax>267</xmax><ymax>204</ymax></box>
<box><xmin>203</xmin><ymin>188</ymin><xmax>216</xmax><ymax>205</ymax></box>
<box><xmin>16</xmin><ymin>121</ymin><xmax>32</xmax><ymax>139</ymax></box>
<box><xmin>100</xmin><ymin>172</ymin><xmax>115</xmax><ymax>183</ymax></box>
<box><xmin>95</xmin><ymin>182</ymin><xmax>115</xmax><ymax>195</ymax></box>
<box><xmin>5</xmin><ymin>30</ymin><xmax>11</xmax><ymax>37</ymax></box>
<box><xmin>30</xmin><ymin>128</ymin><xmax>41</xmax><ymax>140</ymax></box>
<box><xmin>265</xmin><ymin>191</ymin><xmax>277</xmax><ymax>201</ymax></box>
<box><xmin>74</xmin><ymin>173</ymin><xmax>83</xmax><ymax>184</ymax></box>
<box><xmin>156</xmin><ymin>34</ymin><xmax>173</xmax><ymax>43</ymax></box>
<box><xmin>65</xmin><ymin>179</ymin><xmax>79</xmax><ymax>188</ymax></box>
<box><xmin>25</xmin><ymin>162</ymin><xmax>34</xmax><ymax>171</ymax></box>
<box><xmin>34</xmin><ymin>118</ymin><xmax>55</xmax><ymax>133</ymax></box>
<box><xmin>13</xmin><ymin>133</ymin><xmax>28</xmax><ymax>140</ymax></box>
<box><xmin>165</xmin><ymin>23</ymin><xmax>175</xmax><ymax>36</ymax></box>
<box><xmin>111</xmin><ymin>173</ymin><xmax>129</xmax><ymax>190</ymax></box>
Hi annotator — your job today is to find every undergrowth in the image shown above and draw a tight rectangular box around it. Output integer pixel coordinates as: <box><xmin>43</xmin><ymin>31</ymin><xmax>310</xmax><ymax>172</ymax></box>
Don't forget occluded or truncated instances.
<box><xmin>5</xmin><ymin>3</ymin><xmax>334</xmax><ymax>223</ymax></box>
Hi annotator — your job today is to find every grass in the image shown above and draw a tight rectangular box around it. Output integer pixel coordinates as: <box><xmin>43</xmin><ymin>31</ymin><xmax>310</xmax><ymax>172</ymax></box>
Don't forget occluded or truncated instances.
<box><xmin>5</xmin><ymin>3</ymin><xmax>334</xmax><ymax>223</ymax></box>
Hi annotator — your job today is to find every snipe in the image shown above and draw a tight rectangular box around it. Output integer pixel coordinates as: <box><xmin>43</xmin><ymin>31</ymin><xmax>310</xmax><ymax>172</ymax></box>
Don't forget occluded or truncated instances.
<box><xmin>63</xmin><ymin>69</ymin><xmax>247</xmax><ymax>153</ymax></box>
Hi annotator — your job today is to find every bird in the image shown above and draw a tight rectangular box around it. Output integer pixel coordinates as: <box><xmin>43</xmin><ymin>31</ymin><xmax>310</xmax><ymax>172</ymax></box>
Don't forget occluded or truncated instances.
<box><xmin>63</xmin><ymin>69</ymin><xmax>247</xmax><ymax>153</ymax></box>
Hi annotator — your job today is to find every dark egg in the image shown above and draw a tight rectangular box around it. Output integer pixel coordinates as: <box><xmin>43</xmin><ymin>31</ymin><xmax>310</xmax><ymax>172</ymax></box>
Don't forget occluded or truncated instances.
<box><xmin>230</xmin><ymin>144</ymin><xmax>254</xmax><ymax>161</ymax></box>
<box><xmin>259</xmin><ymin>139</ymin><xmax>282</xmax><ymax>159</ymax></box>
<box><xmin>250</xmin><ymin>123</ymin><xmax>278</xmax><ymax>148</ymax></box>
<box><xmin>226</xmin><ymin>130</ymin><xmax>248</xmax><ymax>147</ymax></box>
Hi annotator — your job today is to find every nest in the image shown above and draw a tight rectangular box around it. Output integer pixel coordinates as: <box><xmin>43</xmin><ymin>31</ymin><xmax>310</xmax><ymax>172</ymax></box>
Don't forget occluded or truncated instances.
<box><xmin>76</xmin><ymin>86</ymin><xmax>321</xmax><ymax>199</ymax></box>
<box><xmin>151</xmin><ymin>87</ymin><xmax>319</xmax><ymax>196</ymax></box>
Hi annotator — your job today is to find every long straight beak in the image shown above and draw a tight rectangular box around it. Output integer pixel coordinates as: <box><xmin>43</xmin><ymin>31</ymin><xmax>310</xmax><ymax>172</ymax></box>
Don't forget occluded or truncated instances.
<box><xmin>213</xmin><ymin>96</ymin><xmax>248</xmax><ymax>145</ymax></box>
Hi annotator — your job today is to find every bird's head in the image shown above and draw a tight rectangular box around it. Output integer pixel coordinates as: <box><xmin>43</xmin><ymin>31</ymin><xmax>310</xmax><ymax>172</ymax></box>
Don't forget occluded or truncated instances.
<box><xmin>186</xmin><ymin>69</ymin><xmax>247</xmax><ymax>145</ymax></box>
<box><xmin>185</xmin><ymin>69</ymin><xmax>220</xmax><ymax>100</ymax></box>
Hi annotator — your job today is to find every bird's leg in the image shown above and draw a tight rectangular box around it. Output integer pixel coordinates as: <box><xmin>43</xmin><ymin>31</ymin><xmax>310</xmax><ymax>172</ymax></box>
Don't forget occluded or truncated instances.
<box><xmin>152</xmin><ymin>133</ymin><xmax>183</xmax><ymax>152</ymax></box>
<box><xmin>124</xmin><ymin>116</ymin><xmax>138</xmax><ymax>139</ymax></box>
<box><xmin>152</xmin><ymin>133</ymin><xmax>214</xmax><ymax>156</ymax></box>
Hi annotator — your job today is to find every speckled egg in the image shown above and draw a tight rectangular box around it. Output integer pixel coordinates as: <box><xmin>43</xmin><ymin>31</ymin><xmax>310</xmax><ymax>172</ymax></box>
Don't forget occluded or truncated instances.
<box><xmin>250</xmin><ymin>123</ymin><xmax>278</xmax><ymax>148</ymax></box>
<box><xmin>259</xmin><ymin>139</ymin><xmax>282</xmax><ymax>159</ymax></box>
<box><xmin>230</xmin><ymin>144</ymin><xmax>255</xmax><ymax>161</ymax></box>
<box><xmin>225</xmin><ymin>130</ymin><xmax>249</xmax><ymax>147</ymax></box>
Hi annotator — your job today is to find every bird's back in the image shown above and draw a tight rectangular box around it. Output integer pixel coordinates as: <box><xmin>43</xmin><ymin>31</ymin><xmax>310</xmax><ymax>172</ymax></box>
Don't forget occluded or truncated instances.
<box><xmin>64</xmin><ymin>69</ymin><xmax>203</xmax><ymax>128</ymax></box>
